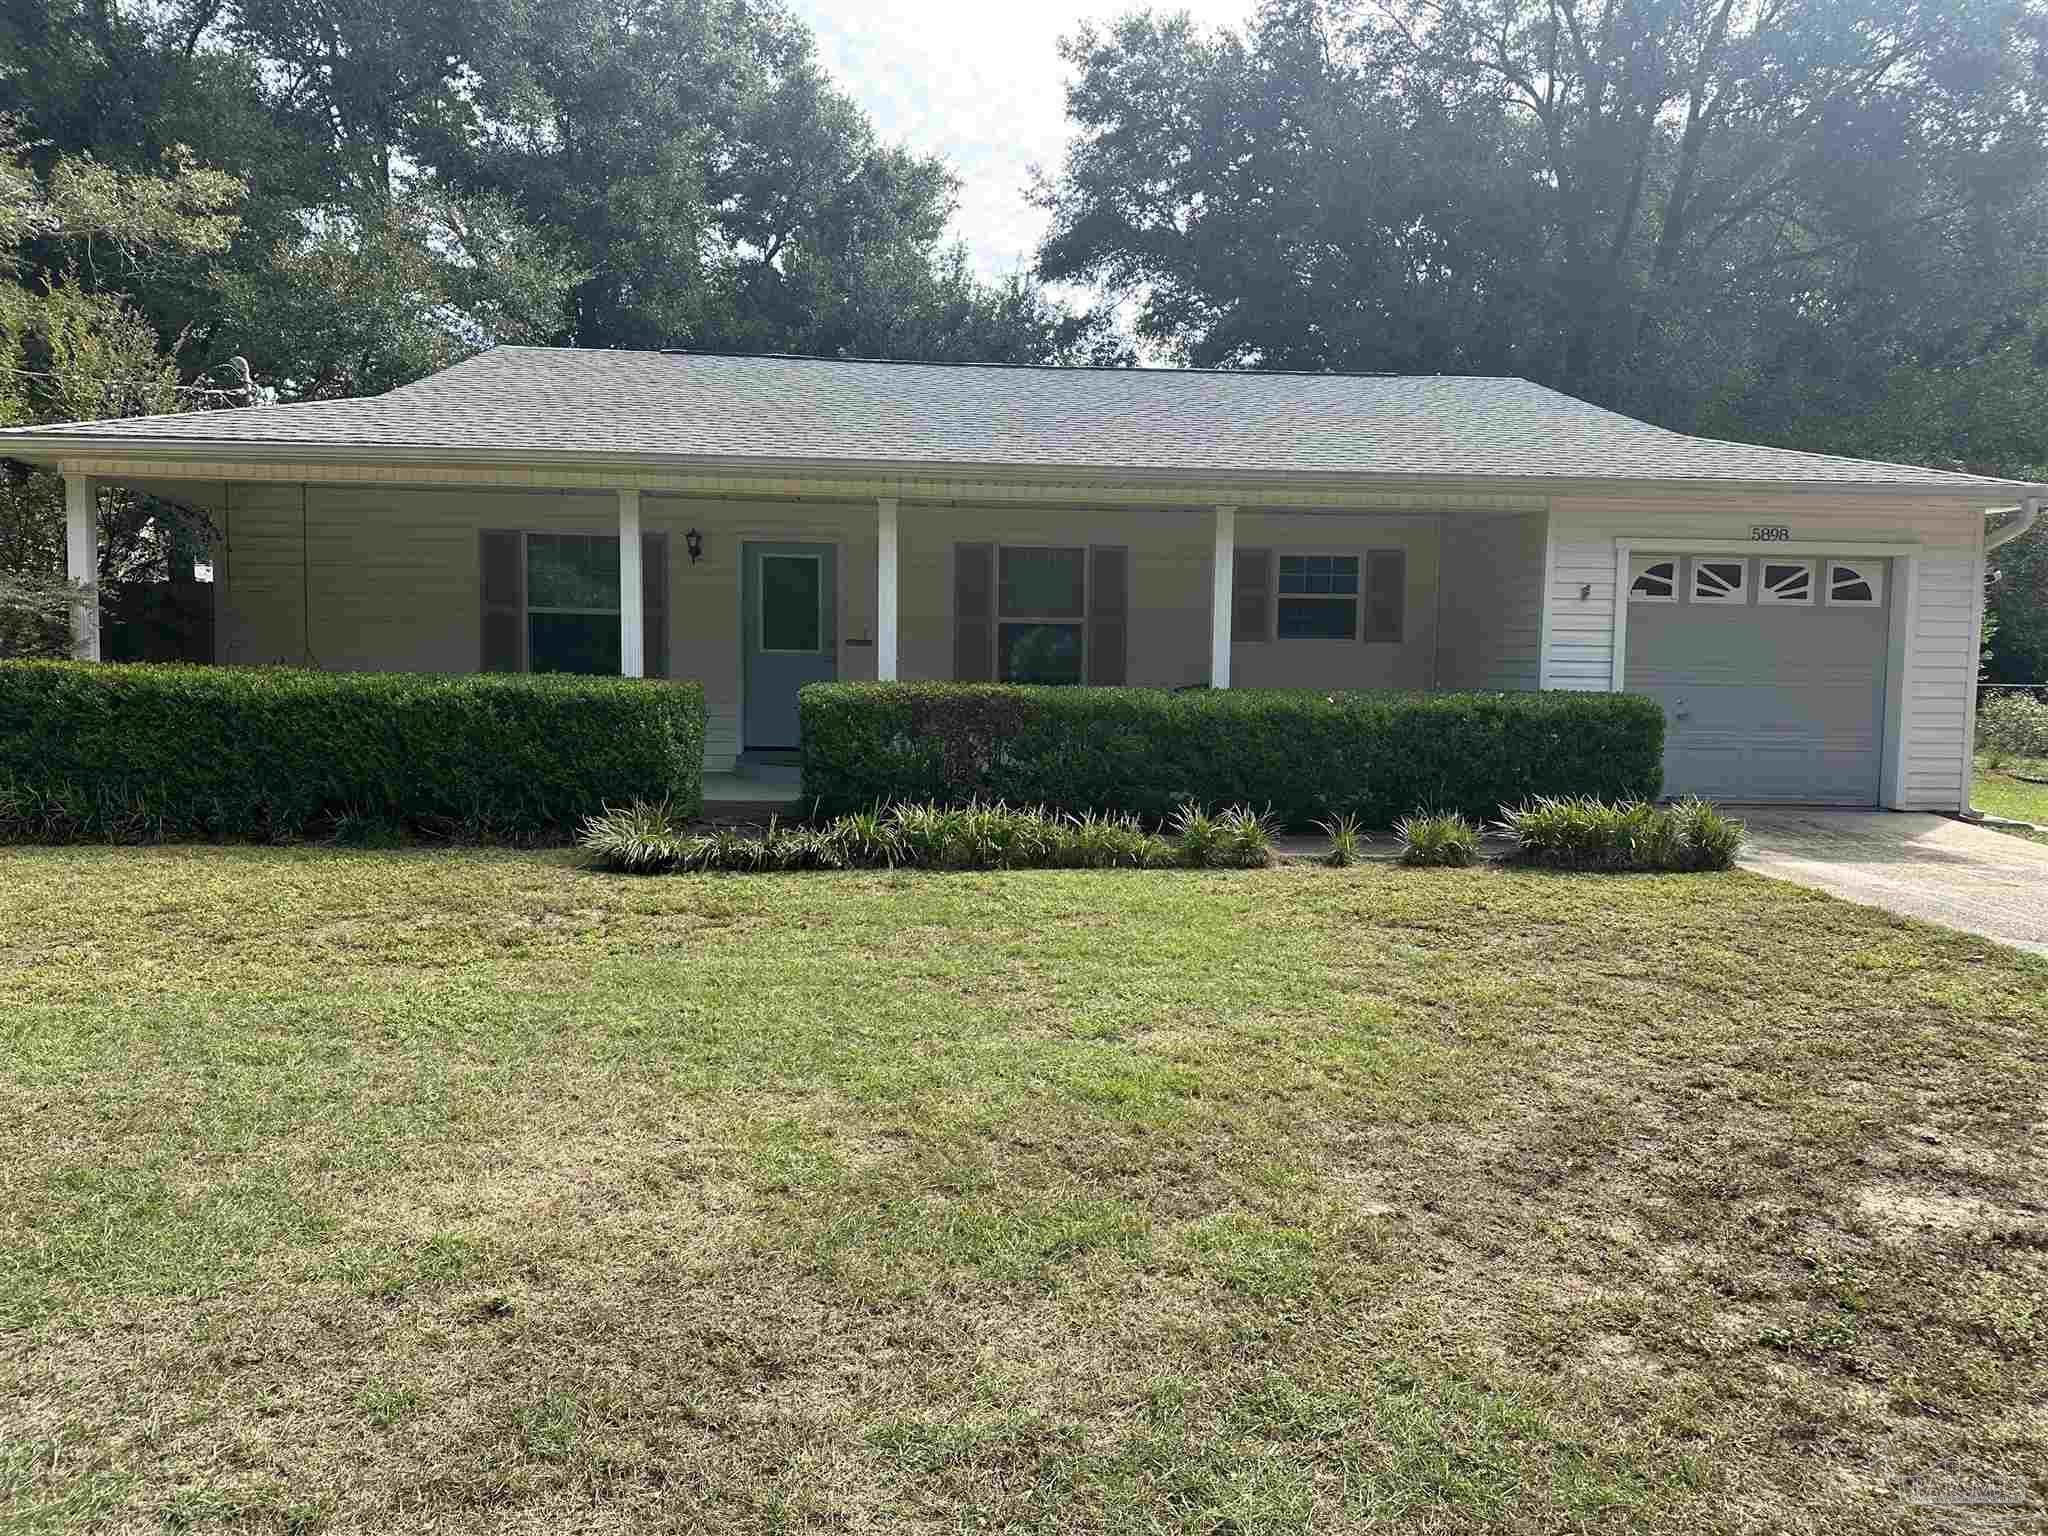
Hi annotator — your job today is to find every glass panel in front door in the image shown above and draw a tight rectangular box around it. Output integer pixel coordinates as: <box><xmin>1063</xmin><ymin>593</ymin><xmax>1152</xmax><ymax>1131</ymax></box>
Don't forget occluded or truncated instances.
<box><xmin>760</xmin><ymin>555</ymin><xmax>823</xmax><ymax>652</ymax></box>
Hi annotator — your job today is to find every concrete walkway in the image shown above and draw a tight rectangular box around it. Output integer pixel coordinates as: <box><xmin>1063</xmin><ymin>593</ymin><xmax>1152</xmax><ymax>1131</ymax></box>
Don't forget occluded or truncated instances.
<box><xmin>1736</xmin><ymin>808</ymin><xmax>2048</xmax><ymax>956</ymax></box>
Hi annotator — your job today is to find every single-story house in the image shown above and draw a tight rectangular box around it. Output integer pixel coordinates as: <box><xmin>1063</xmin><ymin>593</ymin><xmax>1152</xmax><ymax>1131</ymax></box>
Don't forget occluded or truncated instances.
<box><xmin>3</xmin><ymin>347</ymin><xmax>2041</xmax><ymax>809</ymax></box>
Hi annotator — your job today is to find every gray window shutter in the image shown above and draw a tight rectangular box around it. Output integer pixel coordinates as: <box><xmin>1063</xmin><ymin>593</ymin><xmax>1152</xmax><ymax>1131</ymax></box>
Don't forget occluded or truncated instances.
<box><xmin>480</xmin><ymin>529</ymin><xmax>524</xmax><ymax>672</ymax></box>
<box><xmin>642</xmin><ymin>532</ymin><xmax>668</xmax><ymax>678</ymax></box>
<box><xmin>954</xmin><ymin>542</ymin><xmax>994</xmax><ymax>682</ymax></box>
<box><xmin>1086</xmin><ymin>545</ymin><xmax>1128</xmax><ymax>685</ymax></box>
<box><xmin>1233</xmin><ymin>547</ymin><xmax>1272</xmax><ymax>643</ymax></box>
<box><xmin>1365</xmin><ymin>549</ymin><xmax>1405</xmax><ymax>643</ymax></box>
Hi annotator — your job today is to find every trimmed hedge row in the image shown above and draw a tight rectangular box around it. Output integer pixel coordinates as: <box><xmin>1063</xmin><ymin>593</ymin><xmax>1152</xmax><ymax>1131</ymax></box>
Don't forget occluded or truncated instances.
<box><xmin>0</xmin><ymin>661</ymin><xmax>706</xmax><ymax>843</ymax></box>
<box><xmin>799</xmin><ymin>683</ymin><xmax>1664</xmax><ymax>826</ymax></box>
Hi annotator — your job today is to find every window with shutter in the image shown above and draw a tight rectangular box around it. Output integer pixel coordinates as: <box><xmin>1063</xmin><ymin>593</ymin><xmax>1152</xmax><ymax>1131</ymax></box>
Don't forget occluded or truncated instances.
<box><xmin>642</xmin><ymin>532</ymin><xmax>668</xmax><ymax>677</ymax></box>
<box><xmin>526</xmin><ymin>533</ymin><xmax>622</xmax><ymax>673</ymax></box>
<box><xmin>1365</xmin><ymin>549</ymin><xmax>1405</xmax><ymax>643</ymax></box>
<box><xmin>479</xmin><ymin>529</ymin><xmax>524</xmax><ymax>672</ymax></box>
<box><xmin>997</xmin><ymin>546</ymin><xmax>1087</xmax><ymax>684</ymax></box>
<box><xmin>1277</xmin><ymin>554</ymin><xmax>1360</xmax><ymax>638</ymax></box>
<box><xmin>953</xmin><ymin>542</ymin><xmax>994</xmax><ymax>681</ymax></box>
<box><xmin>1086</xmin><ymin>545</ymin><xmax>1128</xmax><ymax>685</ymax></box>
<box><xmin>1233</xmin><ymin>547</ymin><xmax>1272</xmax><ymax>642</ymax></box>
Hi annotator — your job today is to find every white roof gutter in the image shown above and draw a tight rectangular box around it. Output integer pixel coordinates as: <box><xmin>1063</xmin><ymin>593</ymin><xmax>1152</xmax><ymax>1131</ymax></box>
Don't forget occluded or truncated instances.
<box><xmin>4</xmin><ymin>433</ymin><xmax>2041</xmax><ymax>501</ymax></box>
<box><xmin>1986</xmin><ymin>497</ymin><xmax>2043</xmax><ymax>551</ymax></box>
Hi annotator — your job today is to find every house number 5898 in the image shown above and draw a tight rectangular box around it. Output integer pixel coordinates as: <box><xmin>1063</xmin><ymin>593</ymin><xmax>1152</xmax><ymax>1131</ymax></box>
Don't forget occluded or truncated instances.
<box><xmin>1750</xmin><ymin>525</ymin><xmax>1791</xmax><ymax>541</ymax></box>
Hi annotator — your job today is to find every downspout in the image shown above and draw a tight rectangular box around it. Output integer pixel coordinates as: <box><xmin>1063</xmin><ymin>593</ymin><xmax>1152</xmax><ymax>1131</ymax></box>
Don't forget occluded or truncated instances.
<box><xmin>1963</xmin><ymin>496</ymin><xmax>2043</xmax><ymax>818</ymax></box>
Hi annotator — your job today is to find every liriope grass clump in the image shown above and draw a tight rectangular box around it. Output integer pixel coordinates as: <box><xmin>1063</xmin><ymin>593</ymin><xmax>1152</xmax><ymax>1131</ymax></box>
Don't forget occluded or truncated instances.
<box><xmin>580</xmin><ymin>798</ymin><xmax>1186</xmax><ymax>874</ymax></box>
<box><xmin>1495</xmin><ymin>795</ymin><xmax>1743</xmax><ymax>872</ymax></box>
<box><xmin>1393</xmin><ymin>810</ymin><xmax>1483</xmax><ymax>867</ymax></box>
<box><xmin>1314</xmin><ymin>811</ymin><xmax>1367</xmax><ymax>867</ymax></box>
<box><xmin>1170</xmin><ymin>802</ymin><xmax>1278</xmax><ymax>869</ymax></box>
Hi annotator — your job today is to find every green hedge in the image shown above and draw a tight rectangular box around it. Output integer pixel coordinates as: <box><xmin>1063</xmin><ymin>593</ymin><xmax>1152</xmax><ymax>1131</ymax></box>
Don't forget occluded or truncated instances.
<box><xmin>799</xmin><ymin>683</ymin><xmax>1664</xmax><ymax>827</ymax></box>
<box><xmin>0</xmin><ymin>661</ymin><xmax>705</xmax><ymax>843</ymax></box>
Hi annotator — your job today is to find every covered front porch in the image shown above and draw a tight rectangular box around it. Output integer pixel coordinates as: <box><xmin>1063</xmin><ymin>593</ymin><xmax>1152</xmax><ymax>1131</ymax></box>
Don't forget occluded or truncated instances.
<box><xmin>58</xmin><ymin>471</ymin><xmax>1552</xmax><ymax>777</ymax></box>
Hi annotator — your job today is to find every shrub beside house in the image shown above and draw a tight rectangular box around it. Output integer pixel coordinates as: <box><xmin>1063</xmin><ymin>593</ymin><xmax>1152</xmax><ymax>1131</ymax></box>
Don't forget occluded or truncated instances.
<box><xmin>0</xmin><ymin>661</ymin><xmax>705</xmax><ymax>842</ymax></box>
<box><xmin>798</xmin><ymin>682</ymin><xmax>1665</xmax><ymax>826</ymax></box>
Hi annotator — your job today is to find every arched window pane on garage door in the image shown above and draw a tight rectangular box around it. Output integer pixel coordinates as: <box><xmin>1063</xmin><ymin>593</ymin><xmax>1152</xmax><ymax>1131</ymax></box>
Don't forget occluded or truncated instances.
<box><xmin>1827</xmin><ymin>561</ymin><xmax>1885</xmax><ymax>607</ymax></box>
<box><xmin>1759</xmin><ymin>560</ymin><xmax>1815</xmax><ymax>606</ymax></box>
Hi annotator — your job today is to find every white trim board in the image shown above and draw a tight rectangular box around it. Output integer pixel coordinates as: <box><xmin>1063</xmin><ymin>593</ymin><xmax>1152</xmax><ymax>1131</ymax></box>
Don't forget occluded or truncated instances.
<box><xmin>1884</xmin><ymin>555</ymin><xmax>1922</xmax><ymax>808</ymax></box>
<box><xmin>1614</xmin><ymin>537</ymin><xmax>1922</xmax><ymax>557</ymax></box>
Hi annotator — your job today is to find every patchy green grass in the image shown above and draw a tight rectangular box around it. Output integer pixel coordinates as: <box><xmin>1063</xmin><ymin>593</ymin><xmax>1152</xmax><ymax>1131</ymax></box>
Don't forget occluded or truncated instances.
<box><xmin>1974</xmin><ymin>754</ymin><xmax>2048</xmax><ymax>844</ymax></box>
<box><xmin>2</xmin><ymin>847</ymin><xmax>2044</xmax><ymax>1534</ymax></box>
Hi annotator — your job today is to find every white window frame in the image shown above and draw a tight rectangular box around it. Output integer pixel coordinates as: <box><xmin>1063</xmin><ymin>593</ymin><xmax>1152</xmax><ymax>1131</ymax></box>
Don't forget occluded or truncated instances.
<box><xmin>1627</xmin><ymin>555</ymin><xmax>1678</xmax><ymax>605</ymax></box>
<box><xmin>525</xmin><ymin>531</ymin><xmax>622</xmax><ymax>673</ymax></box>
<box><xmin>1757</xmin><ymin>557</ymin><xmax>1816</xmax><ymax>606</ymax></box>
<box><xmin>1825</xmin><ymin>559</ymin><xmax>1886</xmax><ymax>608</ymax></box>
<box><xmin>1689</xmin><ymin>556</ymin><xmax>1749</xmax><ymax>605</ymax></box>
<box><xmin>995</xmin><ymin>543</ymin><xmax>1089</xmax><ymax>683</ymax></box>
<box><xmin>1275</xmin><ymin>551</ymin><xmax>1363</xmax><ymax>640</ymax></box>
<box><xmin>755</xmin><ymin>550</ymin><xmax>828</xmax><ymax>655</ymax></box>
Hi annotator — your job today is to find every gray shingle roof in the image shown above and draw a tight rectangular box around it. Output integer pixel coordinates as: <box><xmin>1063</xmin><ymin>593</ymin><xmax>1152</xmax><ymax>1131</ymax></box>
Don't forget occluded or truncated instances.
<box><xmin>1</xmin><ymin>346</ymin><xmax>2033</xmax><ymax>490</ymax></box>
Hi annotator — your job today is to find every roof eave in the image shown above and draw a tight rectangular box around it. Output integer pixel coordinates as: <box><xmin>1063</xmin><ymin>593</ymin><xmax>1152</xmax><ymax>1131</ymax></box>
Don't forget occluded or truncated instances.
<box><xmin>2</xmin><ymin>431</ymin><xmax>2039</xmax><ymax>499</ymax></box>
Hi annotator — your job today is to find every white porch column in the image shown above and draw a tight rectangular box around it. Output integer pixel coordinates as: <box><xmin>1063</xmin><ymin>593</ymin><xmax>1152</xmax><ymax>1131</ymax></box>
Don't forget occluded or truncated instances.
<box><xmin>618</xmin><ymin>488</ymin><xmax>644</xmax><ymax>677</ymax></box>
<box><xmin>65</xmin><ymin>473</ymin><xmax>99</xmax><ymax>661</ymax></box>
<box><xmin>1210</xmin><ymin>504</ymin><xmax>1236</xmax><ymax>687</ymax></box>
<box><xmin>876</xmin><ymin>496</ymin><xmax>899</xmax><ymax>681</ymax></box>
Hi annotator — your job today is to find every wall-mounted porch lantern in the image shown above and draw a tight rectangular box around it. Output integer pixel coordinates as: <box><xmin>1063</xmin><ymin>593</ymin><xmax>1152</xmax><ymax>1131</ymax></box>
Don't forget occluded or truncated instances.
<box><xmin>685</xmin><ymin>528</ymin><xmax>705</xmax><ymax>564</ymax></box>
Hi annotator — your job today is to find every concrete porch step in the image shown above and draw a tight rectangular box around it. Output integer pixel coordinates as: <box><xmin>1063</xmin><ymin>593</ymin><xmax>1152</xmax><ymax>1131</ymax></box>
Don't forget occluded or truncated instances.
<box><xmin>734</xmin><ymin>750</ymin><xmax>803</xmax><ymax>786</ymax></box>
<box><xmin>701</xmin><ymin>771</ymin><xmax>804</xmax><ymax>824</ymax></box>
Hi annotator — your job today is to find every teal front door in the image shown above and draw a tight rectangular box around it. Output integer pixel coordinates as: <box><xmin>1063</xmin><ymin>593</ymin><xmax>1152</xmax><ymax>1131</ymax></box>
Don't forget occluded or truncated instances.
<box><xmin>743</xmin><ymin>542</ymin><xmax>837</xmax><ymax>749</ymax></box>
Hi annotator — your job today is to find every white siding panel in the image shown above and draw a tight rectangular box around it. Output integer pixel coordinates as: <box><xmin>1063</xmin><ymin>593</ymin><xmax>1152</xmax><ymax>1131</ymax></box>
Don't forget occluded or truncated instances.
<box><xmin>1901</xmin><ymin>555</ymin><xmax>1979</xmax><ymax>807</ymax></box>
<box><xmin>1544</xmin><ymin>540</ymin><xmax>1619</xmax><ymax>689</ymax></box>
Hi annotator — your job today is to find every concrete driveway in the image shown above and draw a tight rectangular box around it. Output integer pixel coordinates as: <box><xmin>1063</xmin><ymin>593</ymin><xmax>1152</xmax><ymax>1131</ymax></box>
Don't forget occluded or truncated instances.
<box><xmin>1737</xmin><ymin>809</ymin><xmax>2048</xmax><ymax>956</ymax></box>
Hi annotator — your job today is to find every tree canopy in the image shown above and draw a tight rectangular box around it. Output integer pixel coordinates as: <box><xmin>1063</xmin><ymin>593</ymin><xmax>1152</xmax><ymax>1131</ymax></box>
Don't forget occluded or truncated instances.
<box><xmin>0</xmin><ymin>0</ymin><xmax>1111</xmax><ymax>405</ymax></box>
<box><xmin>1037</xmin><ymin>0</ymin><xmax>2048</xmax><ymax>428</ymax></box>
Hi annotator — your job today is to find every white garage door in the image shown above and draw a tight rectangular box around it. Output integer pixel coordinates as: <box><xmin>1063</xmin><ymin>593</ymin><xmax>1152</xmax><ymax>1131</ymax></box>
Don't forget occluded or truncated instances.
<box><xmin>1624</xmin><ymin>554</ymin><xmax>1891</xmax><ymax>804</ymax></box>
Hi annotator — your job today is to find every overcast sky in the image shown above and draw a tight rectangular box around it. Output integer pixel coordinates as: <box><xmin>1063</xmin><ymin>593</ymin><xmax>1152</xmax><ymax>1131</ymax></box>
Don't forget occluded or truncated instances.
<box><xmin>789</xmin><ymin>1</ymin><xmax>1255</xmax><ymax>284</ymax></box>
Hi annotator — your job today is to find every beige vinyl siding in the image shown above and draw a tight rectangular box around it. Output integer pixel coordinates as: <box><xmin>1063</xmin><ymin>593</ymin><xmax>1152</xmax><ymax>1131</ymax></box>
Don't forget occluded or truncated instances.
<box><xmin>1229</xmin><ymin>512</ymin><xmax>1442</xmax><ymax>690</ymax></box>
<box><xmin>1540</xmin><ymin>492</ymin><xmax>1988</xmax><ymax>811</ymax></box>
<box><xmin>219</xmin><ymin>483</ymin><xmax>621</xmax><ymax>670</ymax></box>
<box><xmin>216</xmin><ymin>483</ymin><xmax>312</xmax><ymax>665</ymax></box>
<box><xmin>897</xmin><ymin>504</ymin><xmax>1212</xmax><ymax>689</ymax></box>
<box><xmin>894</xmin><ymin>507</ymin><xmax>1447</xmax><ymax>693</ymax></box>
<box><xmin>1436</xmin><ymin>510</ymin><xmax>1547</xmax><ymax>690</ymax></box>
<box><xmin>210</xmin><ymin>484</ymin><xmax>872</xmax><ymax>771</ymax></box>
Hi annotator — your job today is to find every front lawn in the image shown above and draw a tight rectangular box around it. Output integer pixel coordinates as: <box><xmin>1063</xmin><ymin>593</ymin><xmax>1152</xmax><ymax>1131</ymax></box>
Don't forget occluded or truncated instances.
<box><xmin>1974</xmin><ymin>753</ymin><xmax>2048</xmax><ymax>844</ymax></box>
<box><xmin>2</xmin><ymin>850</ymin><xmax>2044</xmax><ymax>1533</ymax></box>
